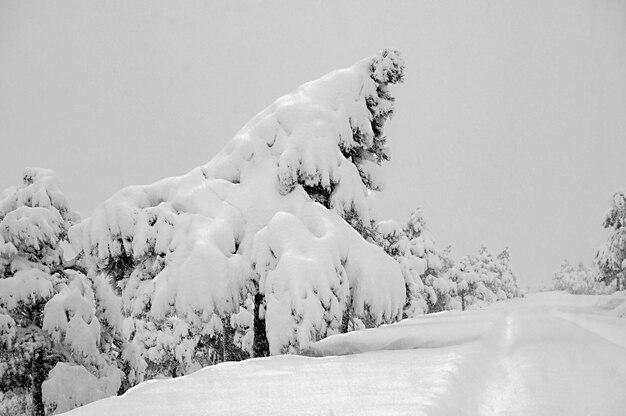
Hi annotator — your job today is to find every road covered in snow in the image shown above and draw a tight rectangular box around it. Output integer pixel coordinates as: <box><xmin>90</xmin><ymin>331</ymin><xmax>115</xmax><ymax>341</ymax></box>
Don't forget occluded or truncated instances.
<box><xmin>65</xmin><ymin>292</ymin><xmax>626</xmax><ymax>416</ymax></box>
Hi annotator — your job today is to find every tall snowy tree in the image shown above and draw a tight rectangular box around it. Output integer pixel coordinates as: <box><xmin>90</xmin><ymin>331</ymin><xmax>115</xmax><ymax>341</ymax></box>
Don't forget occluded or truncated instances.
<box><xmin>70</xmin><ymin>49</ymin><xmax>407</xmax><ymax>376</ymax></box>
<box><xmin>0</xmin><ymin>169</ymin><xmax>121</xmax><ymax>415</ymax></box>
<box><xmin>596</xmin><ymin>191</ymin><xmax>626</xmax><ymax>291</ymax></box>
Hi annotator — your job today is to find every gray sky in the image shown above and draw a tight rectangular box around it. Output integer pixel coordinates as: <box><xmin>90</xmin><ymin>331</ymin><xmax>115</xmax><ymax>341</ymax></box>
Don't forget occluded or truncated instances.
<box><xmin>1</xmin><ymin>0</ymin><xmax>625</xmax><ymax>289</ymax></box>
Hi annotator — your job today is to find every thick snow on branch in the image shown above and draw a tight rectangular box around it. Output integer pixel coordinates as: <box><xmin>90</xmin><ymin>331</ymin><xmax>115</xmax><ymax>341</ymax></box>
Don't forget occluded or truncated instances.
<box><xmin>42</xmin><ymin>363</ymin><xmax>120</xmax><ymax>414</ymax></box>
<box><xmin>72</xmin><ymin>49</ymin><xmax>406</xmax><ymax>356</ymax></box>
<box><xmin>0</xmin><ymin>269</ymin><xmax>54</xmax><ymax>310</ymax></box>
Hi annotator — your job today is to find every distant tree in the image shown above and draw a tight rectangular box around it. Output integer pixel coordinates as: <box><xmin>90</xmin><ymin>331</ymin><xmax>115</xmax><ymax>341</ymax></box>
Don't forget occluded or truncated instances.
<box><xmin>0</xmin><ymin>169</ymin><xmax>121</xmax><ymax>415</ymax></box>
<box><xmin>378</xmin><ymin>209</ymin><xmax>458</xmax><ymax>316</ymax></box>
<box><xmin>449</xmin><ymin>269</ymin><xmax>479</xmax><ymax>311</ymax></box>
<box><xmin>596</xmin><ymin>191</ymin><xmax>626</xmax><ymax>291</ymax></box>
<box><xmin>433</xmin><ymin>246</ymin><xmax>461</xmax><ymax>311</ymax></box>
<box><xmin>378</xmin><ymin>219</ymin><xmax>429</xmax><ymax>317</ymax></box>
<box><xmin>456</xmin><ymin>246</ymin><xmax>522</xmax><ymax>310</ymax></box>
<box><xmin>403</xmin><ymin>209</ymin><xmax>458</xmax><ymax>314</ymax></box>
<box><xmin>553</xmin><ymin>261</ymin><xmax>603</xmax><ymax>295</ymax></box>
<box><xmin>456</xmin><ymin>247</ymin><xmax>498</xmax><ymax>309</ymax></box>
<box><xmin>496</xmin><ymin>247</ymin><xmax>524</xmax><ymax>299</ymax></box>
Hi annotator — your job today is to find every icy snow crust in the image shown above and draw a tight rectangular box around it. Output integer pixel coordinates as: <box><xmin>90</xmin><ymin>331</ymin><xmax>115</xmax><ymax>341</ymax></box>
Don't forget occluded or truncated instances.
<box><xmin>63</xmin><ymin>292</ymin><xmax>626</xmax><ymax>416</ymax></box>
<box><xmin>71</xmin><ymin>51</ymin><xmax>406</xmax><ymax>358</ymax></box>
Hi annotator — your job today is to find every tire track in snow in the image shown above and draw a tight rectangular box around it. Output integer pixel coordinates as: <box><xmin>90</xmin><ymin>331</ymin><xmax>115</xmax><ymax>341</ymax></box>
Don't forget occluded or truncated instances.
<box><xmin>426</xmin><ymin>308</ymin><xmax>626</xmax><ymax>416</ymax></box>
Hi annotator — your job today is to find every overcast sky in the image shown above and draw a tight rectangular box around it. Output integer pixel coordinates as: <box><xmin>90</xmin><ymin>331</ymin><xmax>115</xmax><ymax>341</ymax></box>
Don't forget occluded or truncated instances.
<box><xmin>1</xmin><ymin>0</ymin><xmax>625</xmax><ymax>288</ymax></box>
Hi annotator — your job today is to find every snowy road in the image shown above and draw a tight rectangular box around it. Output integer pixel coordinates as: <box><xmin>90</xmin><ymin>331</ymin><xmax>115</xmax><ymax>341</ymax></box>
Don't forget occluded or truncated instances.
<box><xmin>65</xmin><ymin>292</ymin><xmax>626</xmax><ymax>416</ymax></box>
<box><xmin>435</xmin><ymin>305</ymin><xmax>626</xmax><ymax>415</ymax></box>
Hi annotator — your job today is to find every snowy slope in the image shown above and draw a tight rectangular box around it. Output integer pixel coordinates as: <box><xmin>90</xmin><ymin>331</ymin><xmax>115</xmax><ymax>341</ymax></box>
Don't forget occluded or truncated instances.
<box><xmin>63</xmin><ymin>292</ymin><xmax>626</xmax><ymax>416</ymax></box>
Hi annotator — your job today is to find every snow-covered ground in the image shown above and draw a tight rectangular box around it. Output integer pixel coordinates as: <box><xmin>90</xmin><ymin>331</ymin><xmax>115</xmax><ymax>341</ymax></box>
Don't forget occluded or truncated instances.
<box><xmin>64</xmin><ymin>292</ymin><xmax>626</xmax><ymax>416</ymax></box>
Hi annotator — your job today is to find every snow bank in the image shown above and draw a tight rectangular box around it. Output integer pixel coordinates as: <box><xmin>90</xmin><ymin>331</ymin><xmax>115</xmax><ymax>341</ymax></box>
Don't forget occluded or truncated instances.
<box><xmin>304</xmin><ymin>311</ymin><xmax>491</xmax><ymax>356</ymax></box>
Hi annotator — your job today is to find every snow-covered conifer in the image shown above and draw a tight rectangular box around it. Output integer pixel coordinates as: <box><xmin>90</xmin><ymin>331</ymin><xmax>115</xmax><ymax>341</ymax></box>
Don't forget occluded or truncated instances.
<box><xmin>0</xmin><ymin>168</ymin><xmax>121</xmax><ymax>415</ymax></box>
<box><xmin>456</xmin><ymin>246</ymin><xmax>522</xmax><ymax>310</ymax></box>
<box><xmin>553</xmin><ymin>261</ymin><xmax>603</xmax><ymax>294</ymax></box>
<box><xmin>378</xmin><ymin>209</ymin><xmax>457</xmax><ymax>317</ymax></box>
<box><xmin>403</xmin><ymin>209</ymin><xmax>456</xmax><ymax>314</ymax></box>
<box><xmin>71</xmin><ymin>49</ymin><xmax>407</xmax><ymax>369</ymax></box>
<box><xmin>596</xmin><ymin>191</ymin><xmax>626</xmax><ymax>291</ymax></box>
<box><xmin>377</xmin><ymin>219</ymin><xmax>428</xmax><ymax>317</ymax></box>
<box><xmin>496</xmin><ymin>247</ymin><xmax>523</xmax><ymax>299</ymax></box>
<box><xmin>431</xmin><ymin>246</ymin><xmax>461</xmax><ymax>312</ymax></box>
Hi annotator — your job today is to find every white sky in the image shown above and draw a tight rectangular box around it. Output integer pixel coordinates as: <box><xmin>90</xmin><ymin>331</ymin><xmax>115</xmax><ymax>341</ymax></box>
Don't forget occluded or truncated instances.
<box><xmin>1</xmin><ymin>0</ymin><xmax>625</xmax><ymax>289</ymax></box>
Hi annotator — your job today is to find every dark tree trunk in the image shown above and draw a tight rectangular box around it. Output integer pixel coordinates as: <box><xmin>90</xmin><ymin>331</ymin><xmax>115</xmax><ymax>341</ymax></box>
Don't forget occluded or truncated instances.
<box><xmin>252</xmin><ymin>293</ymin><xmax>269</xmax><ymax>358</ymax></box>
<box><xmin>222</xmin><ymin>315</ymin><xmax>236</xmax><ymax>362</ymax></box>
<box><xmin>617</xmin><ymin>275</ymin><xmax>621</xmax><ymax>292</ymax></box>
<box><xmin>340</xmin><ymin>294</ymin><xmax>352</xmax><ymax>334</ymax></box>
<box><xmin>32</xmin><ymin>348</ymin><xmax>47</xmax><ymax>416</ymax></box>
<box><xmin>341</xmin><ymin>306</ymin><xmax>350</xmax><ymax>334</ymax></box>
<box><xmin>461</xmin><ymin>293</ymin><xmax>466</xmax><ymax>311</ymax></box>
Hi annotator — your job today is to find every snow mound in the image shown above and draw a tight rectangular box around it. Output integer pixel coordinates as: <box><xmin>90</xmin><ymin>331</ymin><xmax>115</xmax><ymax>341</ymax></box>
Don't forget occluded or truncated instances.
<box><xmin>303</xmin><ymin>311</ymin><xmax>491</xmax><ymax>356</ymax></box>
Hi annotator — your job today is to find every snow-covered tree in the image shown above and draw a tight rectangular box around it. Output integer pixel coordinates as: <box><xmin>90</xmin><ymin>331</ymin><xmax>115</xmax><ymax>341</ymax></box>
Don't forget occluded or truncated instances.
<box><xmin>596</xmin><ymin>191</ymin><xmax>626</xmax><ymax>291</ymax></box>
<box><xmin>378</xmin><ymin>209</ymin><xmax>457</xmax><ymax>317</ymax></box>
<box><xmin>455</xmin><ymin>246</ymin><xmax>522</xmax><ymax>310</ymax></box>
<box><xmin>496</xmin><ymin>248</ymin><xmax>523</xmax><ymax>299</ymax></box>
<box><xmin>378</xmin><ymin>219</ymin><xmax>429</xmax><ymax>317</ymax></box>
<box><xmin>70</xmin><ymin>49</ymin><xmax>407</xmax><ymax>376</ymax></box>
<box><xmin>403</xmin><ymin>209</ymin><xmax>457</xmax><ymax>314</ymax></box>
<box><xmin>553</xmin><ymin>261</ymin><xmax>604</xmax><ymax>295</ymax></box>
<box><xmin>432</xmin><ymin>246</ymin><xmax>462</xmax><ymax>312</ymax></box>
<box><xmin>0</xmin><ymin>168</ymin><xmax>121</xmax><ymax>415</ymax></box>
<box><xmin>448</xmin><ymin>268</ymin><xmax>480</xmax><ymax>311</ymax></box>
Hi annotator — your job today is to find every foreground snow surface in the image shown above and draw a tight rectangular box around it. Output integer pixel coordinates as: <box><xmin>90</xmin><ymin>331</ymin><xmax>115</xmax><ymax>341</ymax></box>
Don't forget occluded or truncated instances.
<box><xmin>65</xmin><ymin>292</ymin><xmax>626</xmax><ymax>416</ymax></box>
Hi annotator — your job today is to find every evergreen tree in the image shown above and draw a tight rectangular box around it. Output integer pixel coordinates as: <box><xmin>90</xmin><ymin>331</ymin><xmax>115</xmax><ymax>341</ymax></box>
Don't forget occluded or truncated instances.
<box><xmin>596</xmin><ymin>191</ymin><xmax>626</xmax><ymax>291</ymax></box>
<box><xmin>378</xmin><ymin>209</ymin><xmax>458</xmax><ymax>317</ymax></box>
<box><xmin>553</xmin><ymin>261</ymin><xmax>603</xmax><ymax>294</ymax></box>
<box><xmin>496</xmin><ymin>247</ymin><xmax>523</xmax><ymax>299</ymax></box>
<box><xmin>0</xmin><ymin>169</ymin><xmax>121</xmax><ymax>415</ymax></box>
<box><xmin>378</xmin><ymin>219</ymin><xmax>429</xmax><ymax>318</ymax></box>
<box><xmin>456</xmin><ymin>246</ymin><xmax>522</xmax><ymax>310</ymax></box>
<box><xmin>404</xmin><ymin>209</ymin><xmax>458</xmax><ymax>314</ymax></box>
<box><xmin>71</xmin><ymin>49</ymin><xmax>407</xmax><ymax>367</ymax></box>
